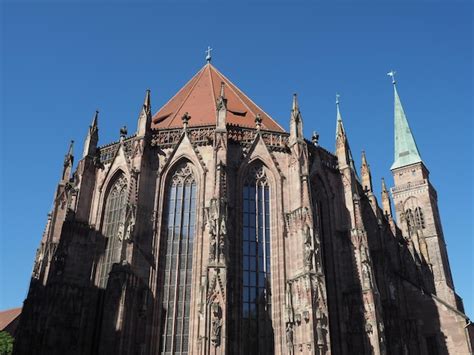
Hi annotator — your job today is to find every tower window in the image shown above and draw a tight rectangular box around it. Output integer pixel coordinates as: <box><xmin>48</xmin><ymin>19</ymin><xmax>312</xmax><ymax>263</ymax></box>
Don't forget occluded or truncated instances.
<box><xmin>415</xmin><ymin>207</ymin><xmax>425</xmax><ymax>229</ymax></box>
<box><xmin>241</xmin><ymin>165</ymin><xmax>273</xmax><ymax>354</ymax></box>
<box><xmin>405</xmin><ymin>208</ymin><xmax>415</xmax><ymax>232</ymax></box>
<box><xmin>160</xmin><ymin>162</ymin><xmax>197</xmax><ymax>355</ymax></box>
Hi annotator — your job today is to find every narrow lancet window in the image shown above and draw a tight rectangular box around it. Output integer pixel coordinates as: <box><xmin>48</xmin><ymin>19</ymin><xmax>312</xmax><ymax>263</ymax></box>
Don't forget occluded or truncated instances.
<box><xmin>99</xmin><ymin>174</ymin><xmax>128</xmax><ymax>288</ymax></box>
<box><xmin>160</xmin><ymin>162</ymin><xmax>197</xmax><ymax>355</ymax></box>
<box><xmin>415</xmin><ymin>207</ymin><xmax>425</xmax><ymax>229</ymax></box>
<box><xmin>241</xmin><ymin>165</ymin><xmax>273</xmax><ymax>354</ymax></box>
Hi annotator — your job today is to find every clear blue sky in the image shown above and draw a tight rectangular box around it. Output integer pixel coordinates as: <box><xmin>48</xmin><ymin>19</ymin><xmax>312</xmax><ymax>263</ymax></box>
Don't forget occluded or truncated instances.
<box><xmin>1</xmin><ymin>2</ymin><xmax>472</xmax><ymax>318</ymax></box>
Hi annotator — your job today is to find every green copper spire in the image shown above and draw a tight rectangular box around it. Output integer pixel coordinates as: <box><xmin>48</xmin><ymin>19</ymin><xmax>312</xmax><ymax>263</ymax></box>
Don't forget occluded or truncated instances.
<box><xmin>389</xmin><ymin>72</ymin><xmax>422</xmax><ymax>170</ymax></box>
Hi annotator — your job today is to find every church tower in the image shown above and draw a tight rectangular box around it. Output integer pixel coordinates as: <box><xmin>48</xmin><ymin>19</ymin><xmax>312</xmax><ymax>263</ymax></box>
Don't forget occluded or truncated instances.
<box><xmin>388</xmin><ymin>73</ymin><xmax>456</xmax><ymax>306</ymax></box>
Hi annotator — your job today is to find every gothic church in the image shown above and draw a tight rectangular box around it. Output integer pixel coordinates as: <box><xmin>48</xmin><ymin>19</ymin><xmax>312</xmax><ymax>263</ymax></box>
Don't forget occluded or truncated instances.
<box><xmin>14</xmin><ymin>59</ymin><xmax>473</xmax><ymax>354</ymax></box>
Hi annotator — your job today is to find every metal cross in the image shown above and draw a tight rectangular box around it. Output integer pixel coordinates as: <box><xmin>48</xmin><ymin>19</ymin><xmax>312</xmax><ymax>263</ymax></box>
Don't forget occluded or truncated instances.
<box><xmin>387</xmin><ymin>70</ymin><xmax>396</xmax><ymax>84</ymax></box>
<box><xmin>205</xmin><ymin>46</ymin><xmax>213</xmax><ymax>63</ymax></box>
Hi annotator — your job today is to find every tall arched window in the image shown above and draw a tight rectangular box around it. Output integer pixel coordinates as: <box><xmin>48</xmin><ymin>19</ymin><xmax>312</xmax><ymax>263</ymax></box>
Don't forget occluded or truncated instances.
<box><xmin>241</xmin><ymin>164</ymin><xmax>273</xmax><ymax>354</ymax></box>
<box><xmin>99</xmin><ymin>174</ymin><xmax>128</xmax><ymax>288</ymax></box>
<box><xmin>160</xmin><ymin>162</ymin><xmax>197</xmax><ymax>355</ymax></box>
<box><xmin>405</xmin><ymin>208</ymin><xmax>415</xmax><ymax>233</ymax></box>
<box><xmin>415</xmin><ymin>207</ymin><xmax>425</xmax><ymax>229</ymax></box>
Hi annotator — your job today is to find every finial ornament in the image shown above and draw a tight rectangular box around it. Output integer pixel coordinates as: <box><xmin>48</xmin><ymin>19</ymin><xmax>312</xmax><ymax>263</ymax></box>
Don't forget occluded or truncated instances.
<box><xmin>336</xmin><ymin>93</ymin><xmax>340</xmax><ymax>105</ymax></box>
<box><xmin>68</xmin><ymin>140</ymin><xmax>74</xmax><ymax>156</ymax></box>
<box><xmin>312</xmin><ymin>131</ymin><xmax>320</xmax><ymax>146</ymax></box>
<box><xmin>255</xmin><ymin>113</ymin><xmax>262</xmax><ymax>130</ymax></box>
<box><xmin>205</xmin><ymin>46</ymin><xmax>213</xmax><ymax>63</ymax></box>
<box><xmin>220</xmin><ymin>81</ymin><xmax>225</xmax><ymax>98</ymax></box>
<box><xmin>120</xmin><ymin>126</ymin><xmax>128</xmax><ymax>140</ymax></box>
<box><xmin>387</xmin><ymin>70</ymin><xmax>396</xmax><ymax>84</ymax></box>
<box><xmin>182</xmin><ymin>112</ymin><xmax>191</xmax><ymax>129</ymax></box>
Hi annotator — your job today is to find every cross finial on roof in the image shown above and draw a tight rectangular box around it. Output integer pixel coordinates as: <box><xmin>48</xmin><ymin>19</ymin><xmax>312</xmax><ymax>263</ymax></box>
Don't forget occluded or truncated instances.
<box><xmin>205</xmin><ymin>46</ymin><xmax>213</xmax><ymax>63</ymax></box>
<box><xmin>387</xmin><ymin>70</ymin><xmax>396</xmax><ymax>84</ymax></box>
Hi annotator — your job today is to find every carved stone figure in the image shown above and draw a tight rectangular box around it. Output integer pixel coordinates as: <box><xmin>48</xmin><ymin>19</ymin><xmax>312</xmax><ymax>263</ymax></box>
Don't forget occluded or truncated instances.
<box><xmin>286</xmin><ymin>322</ymin><xmax>294</xmax><ymax>354</ymax></box>
<box><xmin>362</xmin><ymin>262</ymin><xmax>372</xmax><ymax>289</ymax></box>
<box><xmin>303</xmin><ymin>225</ymin><xmax>314</xmax><ymax>270</ymax></box>
<box><xmin>209</xmin><ymin>220</ymin><xmax>217</xmax><ymax>262</ymax></box>
<box><xmin>124</xmin><ymin>205</ymin><xmax>136</xmax><ymax>242</ymax></box>
<box><xmin>218</xmin><ymin>218</ymin><xmax>226</xmax><ymax>262</ymax></box>
<box><xmin>211</xmin><ymin>303</ymin><xmax>222</xmax><ymax>347</ymax></box>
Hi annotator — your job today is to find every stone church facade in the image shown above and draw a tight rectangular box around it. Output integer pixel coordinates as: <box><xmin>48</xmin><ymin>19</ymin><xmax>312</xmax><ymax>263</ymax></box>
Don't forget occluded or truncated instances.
<box><xmin>14</xmin><ymin>61</ymin><xmax>472</xmax><ymax>354</ymax></box>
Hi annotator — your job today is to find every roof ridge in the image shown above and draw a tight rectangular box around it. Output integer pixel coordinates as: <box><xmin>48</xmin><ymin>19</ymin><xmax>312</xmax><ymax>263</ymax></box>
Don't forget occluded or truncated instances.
<box><xmin>208</xmin><ymin>64</ymin><xmax>218</xmax><ymax>115</ymax></box>
<box><xmin>211</xmin><ymin>64</ymin><xmax>285</xmax><ymax>131</ymax></box>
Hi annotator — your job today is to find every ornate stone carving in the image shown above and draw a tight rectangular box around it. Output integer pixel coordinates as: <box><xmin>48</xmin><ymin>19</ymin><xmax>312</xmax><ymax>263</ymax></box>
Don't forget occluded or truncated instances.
<box><xmin>303</xmin><ymin>224</ymin><xmax>314</xmax><ymax>271</ymax></box>
<box><xmin>124</xmin><ymin>204</ymin><xmax>136</xmax><ymax>242</ymax></box>
<box><xmin>210</xmin><ymin>302</ymin><xmax>222</xmax><ymax>347</ymax></box>
<box><xmin>171</xmin><ymin>162</ymin><xmax>195</xmax><ymax>185</ymax></box>
<box><xmin>206</xmin><ymin>198</ymin><xmax>219</xmax><ymax>262</ymax></box>
<box><xmin>218</xmin><ymin>217</ymin><xmax>226</xmax><ymax>262</ymax></box>
<box><xmin>286</xmin><ymin>322</ymin><xmax>294</xmax><ymax>354</ymax></box>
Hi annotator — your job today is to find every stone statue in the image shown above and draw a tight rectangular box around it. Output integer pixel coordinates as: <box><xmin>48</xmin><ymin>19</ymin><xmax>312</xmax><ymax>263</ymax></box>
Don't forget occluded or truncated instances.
<box><xmin>208</xmin><ymin>215</ymin><xmax>218</xmax><ymax>261</ymax></box>
<box><xmin>286</xmin><ymin>322</ymin><xmax>294</xmax><ymax>354</ymax></box>
<box><xmin>362</xmin><ymin>262</ymin><xmax>372</xmax><ymax>289</ymax></box>
<box><xmin>124</xmin><ymin>205</ymin><xmax>136</xmax><ymax>242</ymax></box>
<box><xmin>303</xmin><ymin>225</ymin><xmax>314</xmax><ymax>270</ymax></box>
<box><xmin>218</xmin><ymin>218</ymin><xmax>226</xmax><ymax>262</ymax></box>
<box><xmin>210</xmin><ymin>303</ymin><xmax>222</xmax><ymax>347</ymax></box>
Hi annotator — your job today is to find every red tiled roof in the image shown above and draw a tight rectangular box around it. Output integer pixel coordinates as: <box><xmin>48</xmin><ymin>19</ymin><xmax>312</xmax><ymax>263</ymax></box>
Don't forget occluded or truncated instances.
<box><xmin>152</xmin><ymin>63</ymin><xmax>285</xmax><ymax>132</ymax></box>
<box><xmin>0</xmin><ymin>307</ymin><xmax>21</xmax><ymax>331</ymax></box>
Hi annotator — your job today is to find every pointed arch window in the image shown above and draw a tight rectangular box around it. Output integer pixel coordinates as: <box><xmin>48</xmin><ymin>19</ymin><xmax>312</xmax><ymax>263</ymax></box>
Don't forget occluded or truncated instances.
<box><xmin>405</xmin><ymin>206</ymin><xmax>425</xmax><ymax>233</ymax></box>
<box><xmin>405</xmin><ymin>208</ymin><xmax>415</xmax><ymax>233</ymax></box>
<box><xmin>241</xmin><ymin>164</ymin><xmax>273</xmax><ymax>354</ymax></box>
<box><xmin>415</xmin><ymin>207</ymin><xmax>425</xmax><ymax>229</ymax></box>
<box><xmin>160</xmin><ymin>162</ymin><xmax>197</xmax><ymax>355</ymax></box>
<box><xmin>99</xmin><ymin>174</ymin><xmax>128</xmax><ymax>288</ymax></box>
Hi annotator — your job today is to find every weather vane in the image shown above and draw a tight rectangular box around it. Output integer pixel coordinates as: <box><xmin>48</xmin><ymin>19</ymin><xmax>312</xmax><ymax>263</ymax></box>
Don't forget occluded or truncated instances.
<box><xmin>387</xmin><ymin>70</ymin><xmax>396</xmax><ymax>84</ymax></box>
<box><xmin>205</xmin><ymin>46</ymin><xmax>213</xmax><ymax>63</ymax></box>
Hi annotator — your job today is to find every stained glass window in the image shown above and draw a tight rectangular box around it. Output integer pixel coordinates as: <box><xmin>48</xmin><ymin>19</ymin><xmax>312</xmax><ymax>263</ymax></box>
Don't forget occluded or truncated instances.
<box><xmin>241</xmin><ymin>165</ymin><xmax>273</xmax><ymax>354</ymax></box>
<box><xmin>160</xmin><ymin>163</ymin><xmax>197</xmax><ymax>355</ymax></box>
<box><xmin>99</xmin><ymin>174</ymin><xmax>127</xmax><ymax>288</ymax></box>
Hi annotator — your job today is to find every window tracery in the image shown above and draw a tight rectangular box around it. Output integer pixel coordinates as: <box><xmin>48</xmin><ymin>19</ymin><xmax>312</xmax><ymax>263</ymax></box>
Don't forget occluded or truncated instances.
<box><xmin>160</xmin><ymin>162</ymin><xmax>197</xmax><ymax>355</ymax></box>
<box><xmin>99</xmin><ymin>174</ymin><xmax>128</xmax><ymax>288</ymax></box>
<box><xmin>241</xmin><ymin>164</ymin><xmax>273</xmax><ymax>354</ymax></box>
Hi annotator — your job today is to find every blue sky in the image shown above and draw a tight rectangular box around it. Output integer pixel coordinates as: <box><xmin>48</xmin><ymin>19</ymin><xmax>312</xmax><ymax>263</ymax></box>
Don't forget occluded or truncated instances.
<box><xmin>1</xmin><ymin>1</ymin><xmax>472</xmax><ymax>317</ymax></box>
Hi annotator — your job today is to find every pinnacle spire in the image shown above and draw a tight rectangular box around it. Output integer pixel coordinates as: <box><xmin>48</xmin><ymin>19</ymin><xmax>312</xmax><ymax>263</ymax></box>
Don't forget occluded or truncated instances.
<box><xmin>220</xmin><ymin>81</ymin><xmax>225</xmax><ymax>98</ymax></box>
<box><xmin>360</xmin><ymin>150</ymin><xmax>372</xmax><ymax>193</ymax></box>
<box><xmin>292</xmin><ymin>93</ymin><xmax>299</xmax><ymax>113</ymax></box>
<box><xmin>390</xmin><ymin>74</ymin><xmax>422</xmax><ymax>170</ymax></box>
<box><xmin>289</xmin><ymin>93</ymin><xmax>303</xmax><ymax>145</ymax></box>
<box><xmin>137</xmin><ymin>89</ymin><xmax>152</xmax><ymax>137</ymax></box>
<box><xmin>361</xmin><ymin>150</ymin><xmax>368</xmax><ymax>166</ymax></box>
<box><xmin>83</xmin><ymin>111</ymin><xmax>99</xmax><ymax>158</ymax></box>
<box><xmin>91</xmin><ymin>110</ymin><xmax>99</xmax><ymax>130</ymax></box>
<box><xmin>335</xmin><ymin>94</ymin><xmax>345</xmax><ymax>139</ymax></box>
<box><xmin>66</xmin><ymin>140</ymin><xmax>74</xmax><ymax>158</ymax></box>
<box><xmin>381</xmin><ymin>177</ymin><xmax>393</xmax><ymax>219</ymax></box>
<box><xmin>62</xmin><ymin>140</ymin><xmax>74</xmax><ymax>181</ymax></box>
<box><xmin>335</xmin><ymin>95</ymin><xmax>357</xmax><ymax>175</ymax></box>
<box><xmin>381</xmin><ymin>177</ymin><xmax>388</xmax><ymax>192</ymax></box>
<box><xmin>143</xmin><ymin>89</ymin><xmax>151</xmax><ymax>114</ymax></box>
